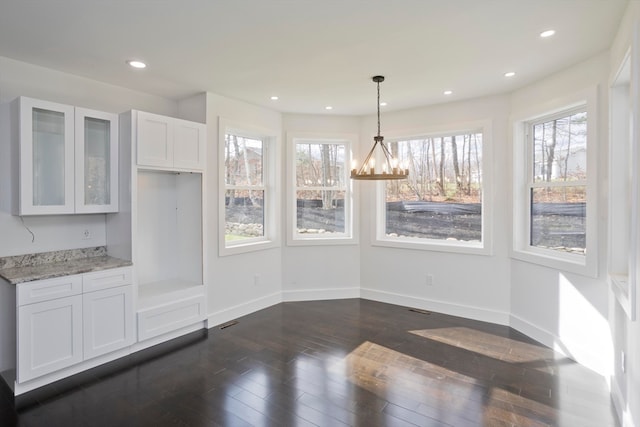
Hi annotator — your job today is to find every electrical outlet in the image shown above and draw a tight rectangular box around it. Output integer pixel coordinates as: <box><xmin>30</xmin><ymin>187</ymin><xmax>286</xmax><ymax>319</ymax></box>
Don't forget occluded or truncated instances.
<box><xmin>426</xmin><ymin>274</ymin><xmax>434</xmax><ymax>286</ymax></box>
<box><xmin>82</xmin><ymin>229</ymin><xmax>91</xmax><ymax>240</ymax></box>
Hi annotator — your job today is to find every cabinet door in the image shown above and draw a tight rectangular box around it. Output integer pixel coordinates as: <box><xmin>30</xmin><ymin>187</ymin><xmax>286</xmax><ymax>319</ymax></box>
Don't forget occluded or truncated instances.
<box><xmin>173</xmin><ymin>119</ymin><xmax>206</xmax><ymax>170</ymax></box>
<box><xmin>17</xmin><ymin>295</ymin><xmax>83</xmax><ymax>383</ymax></box>
<box><xmin>83</xmin><ymin>285</ymin><xmax>134</xmax><ymax>360</ymax></box>
<box><xmin>137</xmin><ymin>111</ymin><xmax>173</xmax><ymax>168</ymax></box>
<box><xmin>18</xmin><ymin>97</ymin><xmax>75</xmax><ymax>215</ymax></box>
<box><xmin>75</xmin><ymin>108</ymin><xmax>119</xmax><ymax>213</ymax></box>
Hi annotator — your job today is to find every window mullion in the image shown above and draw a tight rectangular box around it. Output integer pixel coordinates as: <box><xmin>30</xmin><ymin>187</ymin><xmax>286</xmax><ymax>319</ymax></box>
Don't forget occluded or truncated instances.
<box><xmin>295</xmin><ymin>186</ymin><xmax>344</xmax><ymax>192</ymax></box>
<box><xmin>226</xmin><ymin>185</ymin><xmax>266</xmax><ymax>191</ymax></box>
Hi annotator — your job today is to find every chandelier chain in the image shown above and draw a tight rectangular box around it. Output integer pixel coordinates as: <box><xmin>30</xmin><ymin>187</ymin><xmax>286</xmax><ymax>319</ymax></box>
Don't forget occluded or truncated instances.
<box><xmin>377</xmin><ymin>79</ymin><xmax>381</xmax><ymax>137</ymax></box>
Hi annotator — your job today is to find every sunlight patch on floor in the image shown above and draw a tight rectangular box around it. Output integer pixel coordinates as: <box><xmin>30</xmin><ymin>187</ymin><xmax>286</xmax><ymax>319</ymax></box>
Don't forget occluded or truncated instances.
<box><xmin>409</xmin><ymin>327</ymin><xmax>556</xmax><ymax>364</ymax></box>
<box><xmin>335</xmin><ymin>341</ymin><xmax>478</xmax><ymax>406</ymax></box>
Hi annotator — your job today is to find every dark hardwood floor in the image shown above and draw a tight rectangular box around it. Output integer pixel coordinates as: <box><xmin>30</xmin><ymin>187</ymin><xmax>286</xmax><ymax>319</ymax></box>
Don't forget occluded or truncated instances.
<box><xmin>0</xmin><ymin>299</ymin><xmax>618</xmax><ymax>426</ymax></box>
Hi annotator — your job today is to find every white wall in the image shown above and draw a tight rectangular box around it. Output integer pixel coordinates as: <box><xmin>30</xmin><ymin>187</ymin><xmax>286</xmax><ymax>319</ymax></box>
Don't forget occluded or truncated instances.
<box><xmin>281</xmin><ymin>114</ymin><xmax>362</xmax><ymax>301</ymax></box>
<box><xmin>509</xmin><ymin>52</ymin><xmax>612</xmax><ymax>376</ymax></box>
<box><xmin>204</xmin><ymin>92</ymin><xmax>284</xmax><ymax>325</ymax></box>
<box><xmin>358</xmin><ymin>95</ymin><xmax>512</xmax><ymax>325</ymax></box>
<box><xmin>0</xmin><ymin>56</ymin><xmax>178</xmax><ymax>257</ymax></box>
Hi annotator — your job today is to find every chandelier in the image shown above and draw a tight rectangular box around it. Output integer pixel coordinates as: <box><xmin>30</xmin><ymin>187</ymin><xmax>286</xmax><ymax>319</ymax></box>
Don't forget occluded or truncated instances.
<box><xmin>351</xmin><ymin>76</ymin><xmax>408</xmax><ymax>180</ymax></box>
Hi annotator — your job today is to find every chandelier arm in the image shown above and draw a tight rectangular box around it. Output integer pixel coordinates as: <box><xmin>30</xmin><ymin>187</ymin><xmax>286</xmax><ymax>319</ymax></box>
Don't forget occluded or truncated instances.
<box><xmin>357</xmin><ymin>140</ymin><xmax>380</xmax><ymax>174</ymax></box>
<box><xmin>379</xmin><ymin>142</ymin><xmax>395</xmax><ymax>166</ymax></box>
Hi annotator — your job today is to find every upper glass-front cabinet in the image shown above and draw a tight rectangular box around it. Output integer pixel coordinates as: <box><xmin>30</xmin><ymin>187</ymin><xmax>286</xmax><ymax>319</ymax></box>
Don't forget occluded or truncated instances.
<box><xmin>19</xmin><ymin>98</ymin><xmax>75</xmax><ymax>215</ymax></box>
<box><xmin>75</xmin><ymin>108</ymin><xmax>118</xmax><ymax>213</ymax></box>
<box><xmin>15</xmin><ymin>97</ymin><xmax>118</xmax><ymax>215</ymax></box>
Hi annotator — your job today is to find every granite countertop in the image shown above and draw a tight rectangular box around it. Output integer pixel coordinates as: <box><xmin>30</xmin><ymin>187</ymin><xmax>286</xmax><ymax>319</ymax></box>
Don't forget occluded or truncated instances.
<box><xmin>0</xmin><ymin>247</ymin><xmax>132</xmax><ymax>285</ymax></box>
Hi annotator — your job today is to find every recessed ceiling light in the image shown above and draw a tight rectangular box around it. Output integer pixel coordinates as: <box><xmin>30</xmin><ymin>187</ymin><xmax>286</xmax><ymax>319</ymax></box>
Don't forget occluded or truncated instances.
<box><xmin>325</xmin><ymin>106</ymin><xmax>333</xmax><ymax>110</ymax></box>
<box><xmin>270</xmin><ymin>96</ymin><xmax>279</xmax><ymax>101</ymax></box>
<box><xmin>443</xmin><ymin>90</ymin><xmax>453</xmax><ymax>95</ymax></box>
<box><xmin>540</xmin><ymin>29</ymin><xmax>556</xmax><ymax>38</ymax></box>
<box><xmin>504</xmin><ymin>71</ymin><xmax>516</xmax><ymax>78</ymax></box>
<box><xmin>379</xmin><ymin>102</ymin><xmax>387</xmax><ymax>107</ymax></box>
<box><xmin>127</xmin><ymin>60</ymin><xmax>146</xmax><ymax>69</ymax></box>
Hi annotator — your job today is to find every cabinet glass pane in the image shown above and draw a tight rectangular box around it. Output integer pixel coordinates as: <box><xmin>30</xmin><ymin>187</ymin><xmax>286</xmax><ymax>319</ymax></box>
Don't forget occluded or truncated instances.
<box><xmin>84</xmin><ymin>117</ymin><xmax>110</xmax><ymax>205</ymax></box>
<box><xmin>32</xmin><ymin>108</ymin><xmax>66</xmax><ymax>206</ymax></box>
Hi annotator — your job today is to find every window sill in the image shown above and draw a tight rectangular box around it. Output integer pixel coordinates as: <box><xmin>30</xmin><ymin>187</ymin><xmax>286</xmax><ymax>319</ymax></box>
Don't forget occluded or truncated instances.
<box><xmin>373</xmin><ymin>236</ymin><xmax>491</xmax><ymax>255</ymax></box>
<box><xmin>220</xmin><ymin>239</ymin><xmax>279</xmax><ymax>257</ymax></box>
<box><xmin>510</xmin><ymin>247</ymin><xmax>596</xmax><ymax>278</ymax></box>
<box><xmin>609</xmin><ymin>273</ymin><xmax>636</xmax><ymax>320</ymax></box>
<box><xmin>287</xmin><ymin>235</ymin><xmax>358</xmax><ymax>246</ymax></box>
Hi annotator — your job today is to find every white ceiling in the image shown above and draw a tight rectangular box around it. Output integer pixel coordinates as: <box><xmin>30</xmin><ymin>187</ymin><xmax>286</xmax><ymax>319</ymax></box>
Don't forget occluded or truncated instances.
<box><xmin>0</xmin><ymin>0</ymin><xmax>629</xmax><ymax>115</ymax></box>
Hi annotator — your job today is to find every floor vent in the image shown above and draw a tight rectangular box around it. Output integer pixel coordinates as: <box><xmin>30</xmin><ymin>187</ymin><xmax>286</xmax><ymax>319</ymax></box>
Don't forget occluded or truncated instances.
<box><xmin>409</xmin><ymin>308</ymin><xmax>432</xmax><ymax>315</ymax></box>
<box><xmin>219</xmin><ymin>320</ymin><xmax>239</xmax><ymax>329</ymax></box>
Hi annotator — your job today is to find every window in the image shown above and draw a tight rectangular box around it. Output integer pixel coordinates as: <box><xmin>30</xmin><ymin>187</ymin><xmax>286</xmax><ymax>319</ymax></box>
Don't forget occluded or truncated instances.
<box><xmin>529</xmin><ymin>110</ymin><xmax>587</xmax><ymax>253</ymax></box>
<box><xmin>512</xmin><ymin>89</ymin><xmax>598</xmax><ymax>276</ymax></box>
<box><xmin>287</xmin><ymin>134</ymin><xmax>356</xmax><ymax>245</ymax></box>
<box><xmin>219</xmin><ymin>118</ymin><xmax>279</xmax><ymax>255</ymax></box>
<box><xmin>374</xmin><ymin>123</ymin><xmax>492</xmax><ymax>254</ymax></box>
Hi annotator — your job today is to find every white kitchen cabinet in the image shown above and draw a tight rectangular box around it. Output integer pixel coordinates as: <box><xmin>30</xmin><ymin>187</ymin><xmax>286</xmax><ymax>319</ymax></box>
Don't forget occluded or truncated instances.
<box><xmin>136</xmin><ymin>111</ymin><xmax>205</xmax><ymax>170</ymax></box>
<box><xmin>75</xmin><ymin>108</ymin><xmax>119</xmax><ymax>213</ymax></box>
<box><xmin>18</xmin><ymin>294</ymin><xmax>83</xmax><ymax>383</ymax></box>
<box><xmin>115</xmin><ymin>110</ymin><xmax>207</xmax><ymax>345</ymax></box>
<box><xmin>82</xmin><ymin>267</ymin><xmax>134</xmax><ymax>360</ymax></box>
<box><xmin>83</xmin><ymin>285</ymin><xmax>133</xmax><ymax>360</ymax></box>
<box><xmin>12</xmin><ymin>267</ymin><xmax>133</xmax><ymax>385</ymax></box>
<box><xmin>17</xmin><ymin>97</ymin><xmax>75</xmax><ymax>215</ymax></box>
<box><xmin>14</xmin><ymin>97</ymin><xmax>118</xmax><ymax>215</ymax></box>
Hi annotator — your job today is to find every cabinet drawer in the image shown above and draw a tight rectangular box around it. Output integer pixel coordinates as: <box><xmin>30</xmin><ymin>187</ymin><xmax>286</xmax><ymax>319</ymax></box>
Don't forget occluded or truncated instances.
<box><xmin>82</xmin><ymin>267</ymin><xmax>132</xmax><ymax>293</ymax></box>
<box><xmin>137</xmin><ymin>295</ymin><xmax>205</xmax><ymax>341</ymax></box>
<box><xmin>18</xmin><ymin>275</ymin><xmax>82</xmax><ymax>306</ymax></box>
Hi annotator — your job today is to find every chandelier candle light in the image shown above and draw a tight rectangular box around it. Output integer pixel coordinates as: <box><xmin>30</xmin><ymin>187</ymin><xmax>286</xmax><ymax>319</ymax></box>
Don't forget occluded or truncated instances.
<box><xmin>351</xmin><ymin>76</ymin><xmax>408</xmax><ymax>180</ymax></box>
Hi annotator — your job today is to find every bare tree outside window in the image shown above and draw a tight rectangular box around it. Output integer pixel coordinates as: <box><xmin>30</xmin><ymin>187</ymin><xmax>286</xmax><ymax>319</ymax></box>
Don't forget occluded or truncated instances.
<box><xmin>530</xmin><ymin>111</ymin><xmax>587</xmax><ymax>254</ymax></box>
<box><xmin>224</xmin><ymin>134</ymin><xmax>265</xmax><ymax>242</ymax></box>
<box><xmin>385</xmin><ymin>132</ymin><xmax>483</xmax><ymax>242</ymax></box>
<box><xmin>294</xmin><ymin>141</ymin><xmax>348</xmax><ymax>236</ymax></box>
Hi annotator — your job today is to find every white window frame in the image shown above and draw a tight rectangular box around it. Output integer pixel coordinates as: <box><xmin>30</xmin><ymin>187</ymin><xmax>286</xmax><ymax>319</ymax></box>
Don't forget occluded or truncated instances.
<box><xmin>373</xmin><ymin>120</ymin><xmax>493</xmax><ymax>255</ymax></box>
<box><xmin>608</xmin><ymin>32</ymin><xmax>639</xmax><ymax>320</ymax></box>
<box><xmin>511</xmin><ymin>87</ymin><xmax>598</xmax><ymax>277</ymax></box>
<box><xmin>286</xmin><ymin>132</ymin><xmax>358</xmax><ymax>246</ymax></box>
<box><xmin>219</xmin><ymin>117</ymin><xmax>280</xmax><ymax>256</ymax></box>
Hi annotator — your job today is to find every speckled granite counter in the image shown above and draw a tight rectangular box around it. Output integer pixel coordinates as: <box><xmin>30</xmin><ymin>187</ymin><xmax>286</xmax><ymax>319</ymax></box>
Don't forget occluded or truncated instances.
<box><xmin>0</xmin><ymin>247</ymin><xmax>132</xmax><ymax>285</ymax></box>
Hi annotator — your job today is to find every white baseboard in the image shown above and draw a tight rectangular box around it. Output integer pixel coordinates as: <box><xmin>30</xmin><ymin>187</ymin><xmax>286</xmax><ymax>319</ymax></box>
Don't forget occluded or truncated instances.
<box><xmin>360</xmin><ymin>287</ymin><xmax>510</xmax><ymax>326</ymax></box>
<box><xmin>611</xmin><ymin>376</ymin><xmax>636</xmax><ymax>427</ymax></box>
<box><xmin>611</xmin><ymin>376</ymin><xmax>626</xmax><ymax>426</ymax></box>
<box><xmin>282</xmin><ymin>287</ymin><xmax>360</xmax><ymax>302</ymax></box>
<box><xmin>508</xmin><ymin>313</ymin><xmax>571</xmax><ymax>357</ymax></box>
<box><xmin>207</xmin><ymin>291</ymin><xmax>282</xmax><ymax>328</ymax></box>
<box><xmin>206</xmin><ymin>288</ymin><xmax>360</xmax><ymax>329</ymax></box>
<box><xmin>509</xmin><ymin>312</ymin><xmax>613</xmax><ymax>383</ymax></box>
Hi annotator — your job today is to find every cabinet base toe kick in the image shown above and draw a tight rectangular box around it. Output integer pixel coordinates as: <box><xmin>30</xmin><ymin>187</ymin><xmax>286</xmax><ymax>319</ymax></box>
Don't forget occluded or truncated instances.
<box><xmin>5</xmin><ymin>346</ymin><xmax>131</xmax><ymax>397</ymax></box>
<box><xmin>137</xmin><ymin>295</ymin><xmax>206</xmax><ymax>342</ymax></box>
